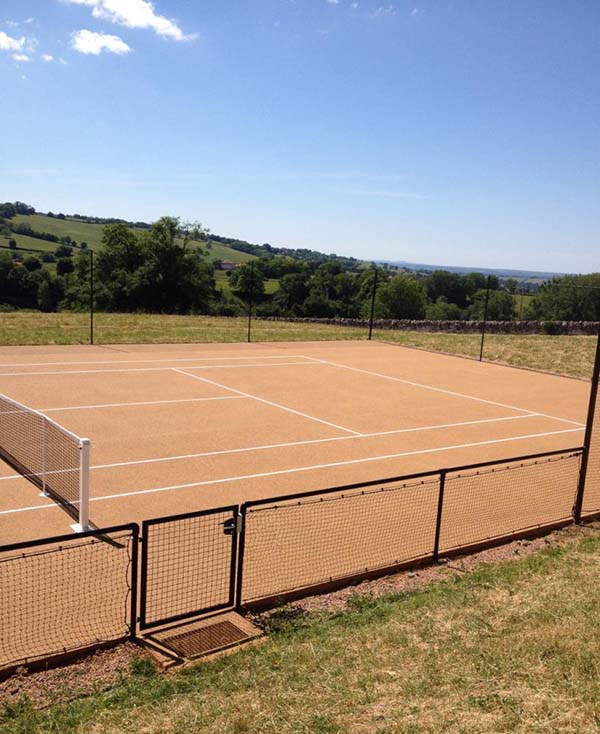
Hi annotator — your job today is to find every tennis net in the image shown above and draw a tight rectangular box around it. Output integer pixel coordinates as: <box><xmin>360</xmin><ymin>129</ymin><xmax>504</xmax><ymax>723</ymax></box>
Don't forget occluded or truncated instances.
<box><xmin>0</xmin><ymin>393</ymin><xmax>90</xmax><ymax>532</ymax></box>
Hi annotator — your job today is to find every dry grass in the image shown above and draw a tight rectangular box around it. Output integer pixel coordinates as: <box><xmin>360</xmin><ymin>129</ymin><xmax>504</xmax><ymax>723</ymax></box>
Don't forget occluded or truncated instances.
<box><xmin>4</xmin><ymin>525</ymin><xmax>600</xmax><ymax>733</ymax></box>
<box><xmin>0</xmin><ymin>312</ymin><xmax>595</xmax><ymax>379</ymax></box>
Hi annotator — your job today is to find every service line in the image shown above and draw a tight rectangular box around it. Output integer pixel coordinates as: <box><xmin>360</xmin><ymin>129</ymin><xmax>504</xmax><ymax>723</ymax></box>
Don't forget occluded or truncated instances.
<box><xmin>0</xmin><ymin>427</ymin><xmax>584</xmax><ymax>516</ymax></box>
<box><xmin>305</xmin><ymin>356</ymin><xmax>586</xmax><ymax>428</ymax></box>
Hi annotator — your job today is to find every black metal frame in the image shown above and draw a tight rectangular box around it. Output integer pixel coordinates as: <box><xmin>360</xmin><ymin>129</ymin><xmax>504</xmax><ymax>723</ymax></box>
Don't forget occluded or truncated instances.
<box><xmin>139</xmin><ymin>505</ymin><xmax>239</xmax><ymax>630</ymax></box>
<box><xmin>0</xmin><ymin>523</ymin><xmax>139</xmax><ymax>671</ymax></box>
<box><xmin>574</xmin><ymin>328</ymin><xmax>600</xmax><ymax>522</ymax></box>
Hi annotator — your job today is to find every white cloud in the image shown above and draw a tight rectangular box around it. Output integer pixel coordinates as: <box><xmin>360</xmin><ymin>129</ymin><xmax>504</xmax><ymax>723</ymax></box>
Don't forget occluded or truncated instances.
<box><xmin>58</xmin><ymin>57</ymin><xmax>68</xmax><ymax>64</ymax></box>
<box><xmin>351</xmin><ymin>2</ymin><xmax>359</xmax><ymax>7</ymax></box>
<box><xmin>62</xmin><ymin>0</ymin><xmax>194</xmax><ymax>41</ymax></box>
<box><xmin>12</xmin><ymin>53</ymin><xmax>30</xmax><ymax>62</ymax></box>
<box><xmin>71</xmin><ymin>29</ymin><xmax>132</xmax><ymax>55</ymax></box>
<box><xmin>5</xmin><ymin>20</ymin><xmax>20</xmax><ymax>28</ymax></box>
<box><xmin>0</xmin><ymin>31</ymin><xmax>25</xmax><ymax>52</ymax></box>
<box><xmin>326</xmin><ymin>0</ymin><xmax>339</xmax><ymax>4</ymax></box>
<box><xmin>410</xmin><ymin>7</ymin><xmax>419</xmax><ymax>16</ymax></box>
<box><xmin>24</xmin><ymin>17</ymin><xmax>35</xmax><ymax>24</ymax></box>
<box><xmin>42</xmin><ymin>54</ymin><xmax>54</xmax><ymax>62</ymax></box>
<box><xmin>373</xmin><ymin>5</ymin><xmax>395</xmax><ymax>17</ymax></box>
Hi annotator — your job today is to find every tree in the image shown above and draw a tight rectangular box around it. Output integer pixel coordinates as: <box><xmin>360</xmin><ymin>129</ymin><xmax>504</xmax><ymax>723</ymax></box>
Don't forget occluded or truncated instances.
<box><xmin>55</xmin><ymin>244</ymin><xmax>73</xmax><ymax>258</ymax></box>
<box><xmin>230</xmin><ymin>263</ymin><xmax>265</xmax><ymax>301</ymax></box>
<box><xmin>425</xmin><ymin>296</ymin><xmax>464</xmax><ymax>320</ymax></box>
<box><xmin>23</xmin><ymin>256</ymin><xmax>42</xmax><ymax>272</ymax></box>
<box><xmin>527</xmin><ymin>274</ymin><xmax>600</xmax><ymax>321</ymax></box>
<box><xmin>469</xmin><ymin>289</ymin><xmax>515</xmax><ymax>320</ymax></box>
<box><xmin>504</xmin><ymin>278</ymin><xmax>519</xmax><ymax>294</ymax></box>
<box><xmin>56</xmin><ymin>258</ymin><xmax>75</xmax><ymax>276</ymax></box>
<box><xmin>8</xmin><ymin>239</ymin><xmax>16</xmax><ymax>250</ymax></box>
<box><xmin>273</xmin><ymin>272</ymin><xmax>310</xmax><ymax>315</ymax></box>
<box><xmin>37</xmin><ymin>273</ymin><xmax>65</xmax><ymax>312</ymax></box>
<box><xmin>374</xmin><ymin>274</ymin><xmax>426</xmax><ymax>319</ymax></box>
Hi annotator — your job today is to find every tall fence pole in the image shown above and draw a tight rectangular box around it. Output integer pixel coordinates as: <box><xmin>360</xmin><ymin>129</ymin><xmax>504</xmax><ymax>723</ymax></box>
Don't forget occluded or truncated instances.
<box><xmin>368</xmin><ymin>268</ymin><xmax>378</xmax><ymax>341</ymax></box>
<box><xmin>247</xmin><ymin>261</ymin><xmax>254</xmax><ymax>344</ymax></box>
<box><xmin>432</xmin><ymin>470</ymin><xmax>447</xmax><ymax>562</ymax></box>
<box><xmin>479</xmin><ymin>276</ymin><xmax>491</xmax><ymax>362</ymax></box>
<box><xmin>573</xmin><ymin>327</ymin><xmax>600</xmax><ymax>523</ymax></box>
<box><xmin>89</xmin><ymin>249</ymin><xmax>94</xmax><ymax>346</ymax></box>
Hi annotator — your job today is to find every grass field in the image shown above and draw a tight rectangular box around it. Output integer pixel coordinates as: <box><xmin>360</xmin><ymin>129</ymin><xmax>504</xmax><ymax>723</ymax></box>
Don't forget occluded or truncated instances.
<box><xmin>3</xmin><ymin>525</ymin><xmax>600</xmax><ymax>733</ymax></box>
<box><xmin>0</xmin><ymin>312</ymin><xmax>595</xmax><ymax>379</ymax></box>
<box><xmin>8</xmin><ymin>215</ymin><xmax>257</xmax><ymax>265</ymax></box>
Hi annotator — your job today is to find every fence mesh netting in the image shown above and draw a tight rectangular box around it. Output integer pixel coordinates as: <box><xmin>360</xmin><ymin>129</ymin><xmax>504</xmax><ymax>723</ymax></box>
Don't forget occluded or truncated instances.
<box><xmin>0</xmin><ymin>527</ymin><xmax>135</xmax><ymax>672</ymax></box>
<box><xmin>240</xmin><ymin>477</ymin><xmax>441</xmax><ymax>604</ymax></box>
<box><xmin>141</xmin><ymin>509</ymin><xmax>236</xmax><ymax>627</ymax></box>
<box><xmin>582</xmin><ymin>388</ymin><xmax>600</xmax><ymax>515</ymax></box>
<box><xmin>440</xmin><ymin>452</ymin><xmax>582</xmax><ymax>553</ymax></box>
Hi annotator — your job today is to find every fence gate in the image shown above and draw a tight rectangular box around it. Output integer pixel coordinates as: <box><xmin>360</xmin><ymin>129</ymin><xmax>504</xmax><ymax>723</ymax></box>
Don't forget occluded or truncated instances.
<box><xmin>139</xmin><ymin>506</ymin><xmax>239</xmax><ymax>630</ymax></box>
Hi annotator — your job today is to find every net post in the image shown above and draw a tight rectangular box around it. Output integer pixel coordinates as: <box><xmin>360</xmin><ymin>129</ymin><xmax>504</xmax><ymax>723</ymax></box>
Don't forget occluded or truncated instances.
<box><xmin>72</xmin><ymin>438</ymin><xmax>91</xmax><ymax>533</ymax></box>
<box><xmin>41</xmin><ymin>417</ymin><xmax>48</xmax><ymax>497</ymax></box>
<box><xmin>573</xmin><ymin>328</ymin><xmax>600</xmax><ymax>523</ymax></box>
<box><xmin>433</xmin><ymin>470</ymin><xmax>447</xmax><ymax>562</ymax></box>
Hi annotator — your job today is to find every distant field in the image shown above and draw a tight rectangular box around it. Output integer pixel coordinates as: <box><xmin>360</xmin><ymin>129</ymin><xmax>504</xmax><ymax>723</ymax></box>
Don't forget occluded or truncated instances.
<box><xmin>0</xmin><ymin>312</ymin><xmax>594</xmax><ymax>378</ymax></box>
<box><xmin>9</xmin><ymin>214</ymin><xmax>257</xmax><ymax>265</ymax></box>
<box><xmin>214</xmin><ymin>270</ymin><xmax>280</xmax><ymax>295</ymax></box>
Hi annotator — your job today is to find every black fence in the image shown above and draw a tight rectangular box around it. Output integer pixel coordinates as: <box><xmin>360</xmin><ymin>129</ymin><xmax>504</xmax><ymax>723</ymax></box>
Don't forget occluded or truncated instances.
<box><xmin>1</xmin><ymin>333</ymin><xmax>599</xmax><ymax>675</ymax></box>
<box><xmin>0</xmin><ymin>524</ymin><xmax>137</xmax><ymax>675</ymax></box>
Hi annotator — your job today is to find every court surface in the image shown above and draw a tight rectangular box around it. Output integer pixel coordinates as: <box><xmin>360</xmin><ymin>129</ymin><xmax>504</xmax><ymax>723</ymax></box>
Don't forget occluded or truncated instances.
<box><xmin>0</xmin><ymin>340</ymin><xmax>590</xmax><ymax>545</ymax></box>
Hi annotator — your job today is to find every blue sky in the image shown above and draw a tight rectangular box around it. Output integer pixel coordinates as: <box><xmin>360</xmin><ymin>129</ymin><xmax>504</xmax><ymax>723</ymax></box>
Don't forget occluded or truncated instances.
<box><xmin>1</xmin><ymin>1</ymin><xmax>598</xmax><ymax>272</ymax></box>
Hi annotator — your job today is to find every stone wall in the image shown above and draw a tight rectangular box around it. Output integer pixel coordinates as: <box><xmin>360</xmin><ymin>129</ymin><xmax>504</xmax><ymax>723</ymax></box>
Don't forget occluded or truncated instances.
<box><xmin>257</xmin><ymin>317</ymin><xmax>600</xmax><ymax>335</ymax></box>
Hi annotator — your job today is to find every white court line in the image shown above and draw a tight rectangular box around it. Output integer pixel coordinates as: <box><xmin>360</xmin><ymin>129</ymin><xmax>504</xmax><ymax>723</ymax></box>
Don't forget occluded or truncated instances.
<box><xmin>173</xmin><ymin>368</ymin><xmax>362</xmax><ymax>437</ymax></box>
<box><xmin>0</xmin><ymin>361</ymin><xmax>318</xmax><ymax>377</ymax></box>
<box><xmin>0</xmin><ymin>413</ymin><xmax>543</xmax><ymax>482</ymax></box>
<box><xmin>0</xmin><ymin>427</ymin><xmax>583</xmax><ymax>516</ymax></box>
<box><xmin>305</xmin><ymin>356</ymin><xmax>586</xmax><ymax>428</ymax></box>
<box><xmin>41</xmin><ymin>395</ymin><xmax>248</xmax><ymax>413</ymax></box>
<box><xmin>0</xmin><ymin>354</ymin><xmax>307</xmax><ymax>369</ymax></box>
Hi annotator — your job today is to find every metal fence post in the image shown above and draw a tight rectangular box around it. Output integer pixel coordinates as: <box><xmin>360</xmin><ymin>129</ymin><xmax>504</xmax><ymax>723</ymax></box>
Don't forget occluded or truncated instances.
<box><xmin>89</xmin><ymin>249</ymin><xmax>95</xmax><ymax>346</ymax></box>
<box><xmin>130</xmin><ymin>524</ymin><xmax>140</xmax><ymax>642</ymax></box>
<box><xmin>247</xmin><ymin>262</ymin><xmax>254</xmax><ymax>344</ymax></box>
<box><xmin>479</xmin><ymin>276</ymin><xmax>491</xmax><ymax>362</ymax></box>
<box><xmin>573</xmin><ymin>328</ymin><xmax>600</xmax><ymax>523</ymax></box>
<box><xmin>234</xmin><ymin>505</ymin><xmax>247</xmax><ymax>610</ymax></box>
<box><xmin>433</xmin><ymin>470</ymin><xmax>447</xmax><ymax>562</ymax></box>
<box><xmin>368</xmin><ymin>268</ymin><xmax>378</xmax><ymax>341</ymax></box>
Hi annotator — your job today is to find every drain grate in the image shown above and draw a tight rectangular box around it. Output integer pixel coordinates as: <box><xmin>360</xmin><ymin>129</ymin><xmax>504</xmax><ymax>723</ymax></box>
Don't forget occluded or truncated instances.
<box><xmin>147</xmin><ymin>613</ymin><xmax>261</xmax><ymax>660</ymax></box>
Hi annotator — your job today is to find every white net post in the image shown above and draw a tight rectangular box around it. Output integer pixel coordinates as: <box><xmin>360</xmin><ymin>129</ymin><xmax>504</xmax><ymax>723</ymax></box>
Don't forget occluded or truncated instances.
<box><xmin>71</xmin><ymin>438</ymin><xmax>91</xmax><ymax>533</ymax></box>
<box><xmin>41</xmin><ymin>415</ymin><xmax>48</xmax><ymax>496</ymax></box>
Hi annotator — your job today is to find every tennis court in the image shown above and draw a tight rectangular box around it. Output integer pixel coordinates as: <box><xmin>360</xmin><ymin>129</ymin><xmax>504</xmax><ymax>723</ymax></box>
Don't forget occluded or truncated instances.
<box><xmin>0</xmin><ymin>340</ymin><xmax>589</xmax><ymax>546</ymax></box>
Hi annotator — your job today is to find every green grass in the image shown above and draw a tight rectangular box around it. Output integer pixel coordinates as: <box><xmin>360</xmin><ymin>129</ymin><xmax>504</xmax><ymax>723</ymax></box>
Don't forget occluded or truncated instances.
<box><xmin>12</xmin><ymin>214</ymin><xmax>106</xmax><ymax>249</ymax></box>
<box><xmin>0</xmin><ymin>313</ymin><xmax>594</xmax><ymax>378</ymax></box>
<box><xmin>1</xmin><ymin>232</ymin><xmax>60</xmax><ymax>254</ymax></box>
<box><xmin>9</xmin><ymin>214</ymin><xmax>257</xmax><ymax>264</ymax></box>
<box><xmin>374</xmin><ymin>329</ymin><xmax>595</xmax><ymax>379</ymax></box>
<box><xmin>4</xmin><ymin>527</ymin><xmax>600</xmax><ymax>733</ymax></box>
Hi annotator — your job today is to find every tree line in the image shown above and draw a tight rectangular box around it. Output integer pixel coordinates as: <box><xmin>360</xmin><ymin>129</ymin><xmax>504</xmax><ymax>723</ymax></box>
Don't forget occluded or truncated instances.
<box><xmin>1</xmin><ymin>210</ymin><xmax>599</xmax><ymax>322</ymax></box>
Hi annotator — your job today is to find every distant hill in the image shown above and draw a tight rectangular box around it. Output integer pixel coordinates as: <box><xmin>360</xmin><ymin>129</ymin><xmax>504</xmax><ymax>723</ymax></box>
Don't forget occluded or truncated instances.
<box><xmin>380</xmin><ymin>260</ymin><xmax>569</xmax><ymax>281</ymax></box>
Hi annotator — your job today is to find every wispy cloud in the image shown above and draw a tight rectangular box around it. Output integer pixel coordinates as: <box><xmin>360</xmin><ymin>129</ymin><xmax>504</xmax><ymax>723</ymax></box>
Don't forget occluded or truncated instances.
<box><xmin>24</xmin><ymin>17</ymin><xmax>35</xmax><ymax>24</ymax></box>
<box><xmin>71</xmin><ymin>29</ymin><xmax>132</xmax><ymax>55</ymax></box>
<box><xmin>410</xmin><ymin>7</ymin><xmax>419</xmax><ymax>16</ymax></box>
<box><xmin>326</xmin><ymin>0</ymin><xmax>340</xmax><ymax>5</ymax></box>
<box><xmin>12</xmin><ymin>53</ymin><xmax>30</xmax><ymax>62</ymax></box>
<box><xmin>373</xmin><ymin>5</ymin><xmax>396</xmax><ymax>17</ymax></box>
<box><xmin>62</xmin><ymin>0</ymin><xmax>196</xmax><ymax>42</ymax></box>
<box><xmin>41</xmin><ymin>54</ymin><xmax>54</xmax><ymax>62</ymax></box>
<box><xmin>0</xmin><ymin>30</ymin><xmax>25</xmax><ymax>52</ymax></box>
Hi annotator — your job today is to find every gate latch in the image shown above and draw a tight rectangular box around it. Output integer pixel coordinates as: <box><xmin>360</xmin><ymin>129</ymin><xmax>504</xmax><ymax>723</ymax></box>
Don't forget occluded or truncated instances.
<box><xmin>223</xmin><ymin>515</ymin><xmax>241</xmax><ymax>535</ymax></box>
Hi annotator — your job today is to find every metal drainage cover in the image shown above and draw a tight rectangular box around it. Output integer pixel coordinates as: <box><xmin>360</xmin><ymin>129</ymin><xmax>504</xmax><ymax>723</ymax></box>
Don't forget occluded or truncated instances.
<box><xmin>148</xmin><ymin>613</ymin><xmax>261</xmax><ymax>660</ymax></box>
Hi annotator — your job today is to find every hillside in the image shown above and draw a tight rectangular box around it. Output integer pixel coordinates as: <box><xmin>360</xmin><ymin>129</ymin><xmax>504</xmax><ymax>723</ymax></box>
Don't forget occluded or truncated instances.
<box><xmin>6</xmin><ymin>213</ymin><xmax>256</xmax><ymax>265</ymax></box>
